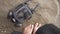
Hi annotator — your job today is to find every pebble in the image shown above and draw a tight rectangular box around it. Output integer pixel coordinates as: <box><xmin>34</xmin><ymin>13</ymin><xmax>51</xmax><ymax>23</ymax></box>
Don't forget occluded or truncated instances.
<box><xmin>1</xmin><ymin>30</ymin><xmax>7</xmax><ymax>33</ymax></box>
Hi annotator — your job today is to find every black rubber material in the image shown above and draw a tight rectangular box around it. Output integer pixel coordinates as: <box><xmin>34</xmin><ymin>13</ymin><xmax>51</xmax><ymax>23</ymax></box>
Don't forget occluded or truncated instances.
<box><xmin>36</xmin><ymin>24</ymin><xmax>60</xmax><ymax>34</ymax></box>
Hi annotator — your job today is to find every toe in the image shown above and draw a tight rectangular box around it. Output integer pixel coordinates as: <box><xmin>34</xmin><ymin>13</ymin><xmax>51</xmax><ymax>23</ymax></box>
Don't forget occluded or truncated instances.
<box><xmin>35</xmin><ymin>23</ymin><xmax>38</xmax><ymax>27</ymax></box>
<box><xmin>38</xmin><ymin>24</ymin><xmax>41</xmax><ymax>28</ymax></box>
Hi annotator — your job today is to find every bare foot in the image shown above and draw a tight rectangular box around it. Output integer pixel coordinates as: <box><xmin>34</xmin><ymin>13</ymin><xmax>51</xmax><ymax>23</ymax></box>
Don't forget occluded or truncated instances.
<box><xmin>23</xmin><ymin>24</ymin><xmax>34</xmax><ymax>34</ymax></box>
<box><xmin>33</xmin><ymin>23</ymin><xmax>41</xmax><ymax>34</ymax></box>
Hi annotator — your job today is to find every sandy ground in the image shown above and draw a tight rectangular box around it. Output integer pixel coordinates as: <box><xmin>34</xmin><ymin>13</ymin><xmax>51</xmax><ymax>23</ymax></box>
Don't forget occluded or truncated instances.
<box><xmin>0</xmin><ymin>0</ymin><xmax>59</xmax><ymax>34</ymax></box>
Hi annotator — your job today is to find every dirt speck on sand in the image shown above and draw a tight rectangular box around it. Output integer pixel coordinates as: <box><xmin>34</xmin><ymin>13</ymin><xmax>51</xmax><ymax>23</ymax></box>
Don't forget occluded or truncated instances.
<box><xmin>0</xmin><ymin>0</ymin><xmax>59</xmax><ymax>34</ymax></box>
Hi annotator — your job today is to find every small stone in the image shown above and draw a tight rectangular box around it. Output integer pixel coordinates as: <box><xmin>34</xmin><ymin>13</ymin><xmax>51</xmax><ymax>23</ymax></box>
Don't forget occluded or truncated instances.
<box><xmin>4</xmin><ymin>30</ymin><xmax>7</xmax><ymax>33</ymax></box>
<box><xmin>1</xmin><ymin>30</ymin><xmax>7</xmax><ymax>33</ymax></box>
<box><xmin>1</xmin><ymin>31</ymin><xmax>4</xmax><ymax>32</ymax></box>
